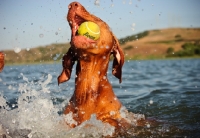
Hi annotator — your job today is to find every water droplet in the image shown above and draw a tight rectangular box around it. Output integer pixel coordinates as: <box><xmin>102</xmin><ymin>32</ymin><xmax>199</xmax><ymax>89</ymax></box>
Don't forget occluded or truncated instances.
<box><xmin>102</xmin><ymin>56</ymin><xmax>106</xmax><ymax>59</ymax></box>
<box><xmin>28</xmin><ymin>133</ymin><xmax>32</xmax><ymax>138</ymax></box>
<box><xmin>12</xmin><ymin>104</ymin><xmax>15</xmax><ymax>108</ymax></box>
<box><xmin>149</xmin><ymin>100</ymin><xmax>153</xmax><ymax>104</ymax></box>
<box><xmin>146</xmin><ymin>124</ymin><xmax>150</xmax><ymax>128</ymax></box>
<box><xmin>3</xmin><ymin>27</ymin><xmax>6</xmax><ymax>30</ymax></box>
<box><xmin>81</xmin><ymin>111</ymin><xmax>85</xmax><ymax>114</ymax></box>
<box><xmin>55</xmin><ymin>32</ymin><xmax>58</xmax><ymax>35</ymax></box>
<box><xmin>31</xmin><ymin>23</ymin><xmax>33</xmax><ymax>25</ymax></box>
<box><xmin>39</xmin><ymin>34</ymin><xmax>44</xmax><ymax>38</ymax></box>
<box><xmin>58</xmin><ymin>28</ymin><xmax>61</xmax><ymax>31</ymax></box>
<box><xmin>94</xmin><ymin>0</ymin><xmax>100</xmax><ymax>6</ymax></box>
<box><xmin>110</xmin><ymin>111</ymin><xmax>115</xmax><ymax>115</ymax></box>
<box><xmin>26</xmin><ymin>48</ymin><xmax>30</xmax><ymax>51</ymax></box>
<box><xmin>53</xmin><ymin>54</ymin><xmax>60</xmax><ymax>60</ymax></box>
<box><xmin>14</xmin><ymin>47</ymin><xmax>21</xmax><ymax>53</ymax></box>
<box><xmin>132</xmin><ymin>23</ymin><xmax>136</xmax><ymax>27</ymax></box>
<box><xmin>106</xmin><ymin>46</ymin><xmax>109</xmax><ymax>49</ymax></box>
<box><xmin>81</xmin><ymin>134</ymin><xmax>85</xmax><ymax>137</ymax></box>
<box><xmin>12</xmin><ymin>119</ymin><xmax>16</xmax><ymax>124</ymax></box>
<box><xmin>6</xmin><ymin>129</ymin><xmax>9</xmax><ymax>134</ymax></box>
<box><xmin>103</xmin><ymin>76</ymin><xmax>106</xmax><ymax>79</ymax></box>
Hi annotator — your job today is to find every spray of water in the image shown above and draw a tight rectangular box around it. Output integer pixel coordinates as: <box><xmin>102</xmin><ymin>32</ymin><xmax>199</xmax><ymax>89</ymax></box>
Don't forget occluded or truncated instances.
<box><xmin>0</xmin><ymin>73</ymin><xmax>144</xmax><ymax>137</ymax></box>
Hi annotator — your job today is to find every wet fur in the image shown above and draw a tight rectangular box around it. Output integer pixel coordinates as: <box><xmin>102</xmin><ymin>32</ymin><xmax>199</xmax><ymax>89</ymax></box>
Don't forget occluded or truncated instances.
<box><xmin>58</xmin><ymin>1</ymin><xmax>125</xmax><ymax>128</ymax></box>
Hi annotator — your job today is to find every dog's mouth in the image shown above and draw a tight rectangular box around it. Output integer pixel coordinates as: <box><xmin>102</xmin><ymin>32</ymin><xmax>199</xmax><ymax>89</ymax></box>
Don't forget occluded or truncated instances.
<box><xmin>68</xmin><ymin>14</ymin><xmax>97</xmax><ymax>44</ymax></box>
<box><xmin>69</xmin><ymin>14</ymin><xmax>86</xmax><ymax>37</ymax></box>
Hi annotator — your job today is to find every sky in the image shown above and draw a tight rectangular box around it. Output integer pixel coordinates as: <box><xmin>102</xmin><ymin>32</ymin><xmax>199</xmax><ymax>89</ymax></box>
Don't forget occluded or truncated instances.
<box><xmin>0</xmin><ymin>0</ymin><xmax>200</xmax><ymax>51</ymax></box>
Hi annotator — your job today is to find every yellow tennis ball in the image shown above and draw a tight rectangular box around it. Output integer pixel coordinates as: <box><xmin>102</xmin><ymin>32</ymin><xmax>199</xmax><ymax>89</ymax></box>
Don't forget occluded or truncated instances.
<box><xmin>78</xmin><ymin>21</ymin><xmax>100</xmax><ymax>40</ymax></box>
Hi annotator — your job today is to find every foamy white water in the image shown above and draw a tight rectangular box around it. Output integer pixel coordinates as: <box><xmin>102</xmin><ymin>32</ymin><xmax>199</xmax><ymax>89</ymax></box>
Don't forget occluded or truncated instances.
<box><xmin>0</xmin><ymin>73</ymin><xmax>144</xmax><ymax>137</ymax></box>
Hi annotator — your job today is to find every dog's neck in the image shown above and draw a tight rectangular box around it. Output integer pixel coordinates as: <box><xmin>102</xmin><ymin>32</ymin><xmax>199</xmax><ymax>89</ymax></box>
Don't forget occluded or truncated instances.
<box><xmin>73</xmin><ymin>53</ymin><xmax>110</xmax><ymax>104</ymax></box>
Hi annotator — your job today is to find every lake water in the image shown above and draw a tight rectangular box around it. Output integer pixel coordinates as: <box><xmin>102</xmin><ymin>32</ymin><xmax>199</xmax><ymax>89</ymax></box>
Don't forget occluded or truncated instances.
<box><xmin>0</xmin><ymin>59</ymin><xmax>200</xmax><ymax>137</ymax></box>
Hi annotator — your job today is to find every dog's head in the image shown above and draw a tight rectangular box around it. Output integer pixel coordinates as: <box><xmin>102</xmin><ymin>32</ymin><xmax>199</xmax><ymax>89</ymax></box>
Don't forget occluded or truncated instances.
<box><xmin>58</xmin><ymin>1</ymin><xmax>124</xmax><ymax>84</ymax></box>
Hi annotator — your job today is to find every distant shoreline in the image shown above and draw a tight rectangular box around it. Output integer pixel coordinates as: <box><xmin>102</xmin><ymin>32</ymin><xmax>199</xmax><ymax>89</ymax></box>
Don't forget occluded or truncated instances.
<box><xmin>3</xmin><ymin>28</ymin><xmax>200</xmax><ymax>65</ymax></box>
<box><xmin>5</xmin><ymin>56</ymin><xmax>200</xmax><ymax>66</ymax></box>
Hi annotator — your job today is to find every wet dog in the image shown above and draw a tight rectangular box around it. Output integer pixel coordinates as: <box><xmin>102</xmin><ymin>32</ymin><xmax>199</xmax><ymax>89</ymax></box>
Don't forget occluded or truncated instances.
<box><xmin>58</xmin><ymin>1</ymin><xmax>126</xmax><ymax>128</ymax></box>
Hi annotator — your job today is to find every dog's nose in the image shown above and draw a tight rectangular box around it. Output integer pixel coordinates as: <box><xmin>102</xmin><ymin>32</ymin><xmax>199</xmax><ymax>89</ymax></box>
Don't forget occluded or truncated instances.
<box><xmin>68</xmin><ymin>2</ymin><xmax>79</xmax><ymax>9</ymax></box>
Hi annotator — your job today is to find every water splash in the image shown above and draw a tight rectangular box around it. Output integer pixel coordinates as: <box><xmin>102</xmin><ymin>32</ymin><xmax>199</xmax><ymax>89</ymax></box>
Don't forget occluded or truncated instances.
<box><xmin>0</xmin><ymin>73</ymin><xmax>65</xmax><ymax>137</ymax></box>
<box><xmin>0</xmin><ymin>73</ymin><xmax>144</xmax><ymax>137</ymax></box>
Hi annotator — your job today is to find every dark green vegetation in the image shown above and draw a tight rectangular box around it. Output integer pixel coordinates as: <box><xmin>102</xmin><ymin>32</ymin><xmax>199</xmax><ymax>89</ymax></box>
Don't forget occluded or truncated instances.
<box><xmin>120</xmin><ymin>28</ymin><xmax>200</xmax><ymax>60</ymax></box>
<box><xmin>123</xmin><ymin>45</ymin><xmax>133</xmax><ymax>50</ymax></box>
<box><xmin>119</xmin><ymin>31</ymin><xmax>149</xmax><ymax>45</ymax></box>
<box><xmin>167</xmin><ymin>42</ymin><xmax>200</xmax><ymax>57</ymax></box>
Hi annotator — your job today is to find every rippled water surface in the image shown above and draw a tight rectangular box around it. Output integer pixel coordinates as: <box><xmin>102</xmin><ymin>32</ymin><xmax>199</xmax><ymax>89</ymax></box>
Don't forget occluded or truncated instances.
<box><xmin>0</xmin><ymin>59</ymin><xmax>200</xmax><ymax>137</ymax></box>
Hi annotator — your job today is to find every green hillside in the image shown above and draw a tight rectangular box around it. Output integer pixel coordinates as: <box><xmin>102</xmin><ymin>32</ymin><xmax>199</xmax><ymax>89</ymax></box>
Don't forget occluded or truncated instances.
<box><xmin>3</xmin><ymin>28</ymin><xmax>200</xmax><ymax>65</ymax></box>
<box><xmin>4</xmin><ymin>43</ymin><xmax>70</xmax><ymax>64</ymax></box>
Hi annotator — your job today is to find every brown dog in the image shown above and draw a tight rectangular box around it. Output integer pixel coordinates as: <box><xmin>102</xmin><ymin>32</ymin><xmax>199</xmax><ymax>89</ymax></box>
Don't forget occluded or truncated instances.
<box><xmin>58</xmin><ymin>1</ymin><xmax>125</xmax><ymax>128</ymax></box>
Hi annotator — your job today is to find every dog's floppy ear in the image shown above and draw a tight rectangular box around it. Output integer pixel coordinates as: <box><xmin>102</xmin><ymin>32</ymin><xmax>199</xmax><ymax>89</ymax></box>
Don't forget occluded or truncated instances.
<box><xmin>112</xmin><ymin>35</ymin><xmax>124</xmax><ymax>83</ymax></box>
<box><xmin>57</xmin><ymin>48</ymin><xmax>75</xmax><ymax>85</ymax></box>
